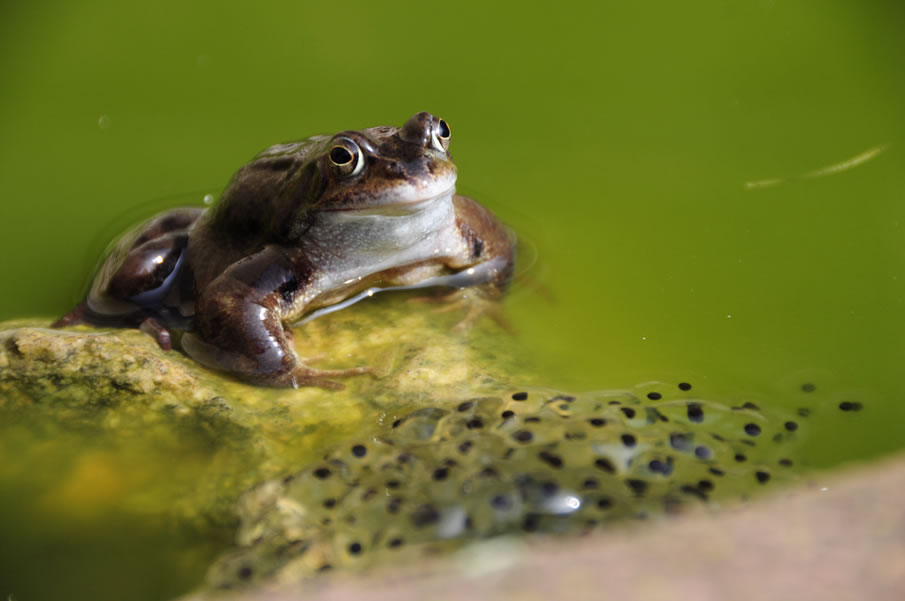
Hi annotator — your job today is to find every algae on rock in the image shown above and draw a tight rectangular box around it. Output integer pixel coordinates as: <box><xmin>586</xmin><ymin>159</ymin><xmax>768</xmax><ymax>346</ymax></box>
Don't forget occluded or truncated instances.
<box><xmin>0</xmin><ymin>298</ymin><xmax>536</xmax><ymax>530</ymax></box>
<box><xmin>0</xmin><ymin>298</ymin><xmax>822</xmax><ymax>595</ymax></box>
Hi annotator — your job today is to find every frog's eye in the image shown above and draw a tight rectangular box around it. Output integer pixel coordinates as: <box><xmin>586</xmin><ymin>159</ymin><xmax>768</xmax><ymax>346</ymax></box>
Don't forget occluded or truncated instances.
<box><xmin>432</xmin><ymin>118</ymin><xmax>451</xmax><ymax>152</ymax></box>
<box><xmin>329</xmin><ymin>146</ymin><xmax>354</xmax><ymax>165</ymax></box>
<box><xmin>328</xmin><ymin>140</ymin><xmax>364</xmax><ymax>176</ymax></box>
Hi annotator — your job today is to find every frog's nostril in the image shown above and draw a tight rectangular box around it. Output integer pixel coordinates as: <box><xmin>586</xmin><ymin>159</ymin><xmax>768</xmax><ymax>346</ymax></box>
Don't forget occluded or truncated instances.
<box><xmin>383</xmin><ymin>161</ymin><xmax>406</xmax><ymax>180</ymax></box>
<box><xmin>399</xmin><ymin>112</ymin><xmax>433</xmax><ymax>146</ymax></box>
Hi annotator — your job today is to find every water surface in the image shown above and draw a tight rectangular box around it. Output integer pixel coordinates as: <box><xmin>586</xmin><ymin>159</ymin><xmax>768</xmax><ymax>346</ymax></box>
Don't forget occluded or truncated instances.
<box><xmin>1</xmin><ymin>1</ymin><xmax>903</xmax><ymax>599</ymax></box>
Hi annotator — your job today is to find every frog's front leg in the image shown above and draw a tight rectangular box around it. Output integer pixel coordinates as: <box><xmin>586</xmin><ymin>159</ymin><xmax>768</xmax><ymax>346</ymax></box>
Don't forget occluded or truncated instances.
<box><xmin>181</xmin><ymin>246</ymin><xmax>369</xmax><ymax>389</ymax></box>
<box><xmin>451</xmin><ymin>194</ymin><xmax>516</xmax><ymax>295</ymax></box>
<box><xmin>410</xmin><ymin>194</ymin><xmax>517</xmax><ymax>330</ymax></box>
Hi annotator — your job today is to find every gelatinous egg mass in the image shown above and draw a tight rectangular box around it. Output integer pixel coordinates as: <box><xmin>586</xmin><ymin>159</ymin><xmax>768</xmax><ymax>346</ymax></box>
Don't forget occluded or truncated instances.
<box><xmin>210</xmin><ymin>385</ymin><xmax>811</xmax><ymax>587</ymax></box>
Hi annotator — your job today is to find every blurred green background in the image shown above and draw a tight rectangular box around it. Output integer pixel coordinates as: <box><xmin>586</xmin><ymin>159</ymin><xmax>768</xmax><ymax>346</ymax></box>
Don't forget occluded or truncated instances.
<box><xmin>1</xmin><ymin>0</ymin><xmax>904</xmax><ymax>598</ymax></box>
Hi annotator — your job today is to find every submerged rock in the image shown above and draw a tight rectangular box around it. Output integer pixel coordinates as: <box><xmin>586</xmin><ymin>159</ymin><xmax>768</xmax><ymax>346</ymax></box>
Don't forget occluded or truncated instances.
<box><xmin>208</xmin><ymin>386</ymin><xmax>807</xmax><ymax>588</ymax></box>
<box><xmin>0</xmin><ymin>300</ymin><xmax>537</xmax><ymax>528</ymax></box>
<box><xmin>0</xmin><ymin>301</ymin><xmax>863</xmax><ymax>595</ymax></box>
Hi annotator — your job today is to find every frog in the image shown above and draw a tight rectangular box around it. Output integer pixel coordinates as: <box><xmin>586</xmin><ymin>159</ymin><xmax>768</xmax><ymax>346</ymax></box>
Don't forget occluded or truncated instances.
<box><xmin>53</xmin><ymin>112</ymin><xmax>515</xmax><ymax>388</ymax></box>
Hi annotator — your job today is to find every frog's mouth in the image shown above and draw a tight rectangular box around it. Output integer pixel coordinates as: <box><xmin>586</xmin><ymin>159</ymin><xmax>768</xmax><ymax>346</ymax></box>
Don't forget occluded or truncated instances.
<box><xmin>328</xmin><ymin>185</ymin><xmax>456</xmax><ymax>216</ymax></box>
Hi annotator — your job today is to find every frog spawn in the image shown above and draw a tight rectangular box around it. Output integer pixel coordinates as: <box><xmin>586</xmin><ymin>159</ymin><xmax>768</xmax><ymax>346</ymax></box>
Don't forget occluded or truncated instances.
<box><xmin>209</xmin><ymin>385</ymin><xmax>807</xmax><ymax>588</ymax></box>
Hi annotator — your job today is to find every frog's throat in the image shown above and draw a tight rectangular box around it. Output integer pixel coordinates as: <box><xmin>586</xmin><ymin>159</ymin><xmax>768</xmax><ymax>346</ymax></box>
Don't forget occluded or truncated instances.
<box><xmin>301</xmin><ymin>190</ymin><xmax>463</xmax><ymax>290</ymax></box>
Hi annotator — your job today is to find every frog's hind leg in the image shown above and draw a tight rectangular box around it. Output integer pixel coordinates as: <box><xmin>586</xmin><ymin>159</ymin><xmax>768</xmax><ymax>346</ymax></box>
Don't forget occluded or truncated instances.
<box><xmin>52</xmin><ymin>303</ymin><xmax>174</xmax><ymax>351</ymax></box>
<box><xmin>54</xmin><ymin>208</ymin><xmax>203</xmax><ymax>331</ymax></box>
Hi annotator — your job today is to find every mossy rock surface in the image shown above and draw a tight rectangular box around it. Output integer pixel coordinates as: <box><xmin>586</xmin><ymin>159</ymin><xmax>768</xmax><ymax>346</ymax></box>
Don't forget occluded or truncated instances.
<box><xmin>0</xmin><ymin>298</ymin><xmax>852</xmax><ymax>596</ymax></box>
<box><xmin>0</xmin><ymin>299</ymin><xmax>538</xmax><ymax>530</ymax></box>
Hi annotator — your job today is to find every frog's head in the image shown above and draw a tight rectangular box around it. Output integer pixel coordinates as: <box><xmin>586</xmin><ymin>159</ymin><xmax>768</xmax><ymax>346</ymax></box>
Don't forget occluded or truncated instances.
<box><xmin>310</xmin><ymin>112</ymin><xmax>457</xmax><ymax>212</ymax></box>
<box><xmin>209</xmin><ymin>113</ymin><xmax>459</xmax><ymax>242</ymax></box>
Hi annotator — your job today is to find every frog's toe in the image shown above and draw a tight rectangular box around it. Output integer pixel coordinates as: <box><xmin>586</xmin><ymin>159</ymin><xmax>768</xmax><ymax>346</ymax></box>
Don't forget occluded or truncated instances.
<box><xmin>139</xmin><ymin>317</ymin><xmax>173</xmax><ymax>351</ymax></box>
<box><xmin>406</xmin><ymin>288</ymin><xmax>464</xmax><ymax>306</ymax></box>
<box><xmin>451</xmin><ymin>299</ymin><xmax>515</xmax><ymax>333</ymax></box>
<box><xmin>288</xmin><ymin>374</ymin><xmax>344</xmax><ymax>391</ymax></box>
<box><xmin>305</xmin><ymin>365</ymin><xmax>372</xmax><ymax>378</ymax></box>
<box><xmin>413</xmin><ymin>289</ymin><xmax>514</xmax><ymax>333</ymax></box>
<box><xmin>288</xmin><ymin>364</ymin><xmax>373</xmax><ymax>390</ymax></box>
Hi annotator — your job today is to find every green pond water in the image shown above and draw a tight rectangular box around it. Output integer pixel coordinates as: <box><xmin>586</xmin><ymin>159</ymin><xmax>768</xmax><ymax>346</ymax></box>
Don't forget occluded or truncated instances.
<box><xmin>1</xmin><ymin>1</ymin><xmax>904</xmax><ymax>599</ymax></box>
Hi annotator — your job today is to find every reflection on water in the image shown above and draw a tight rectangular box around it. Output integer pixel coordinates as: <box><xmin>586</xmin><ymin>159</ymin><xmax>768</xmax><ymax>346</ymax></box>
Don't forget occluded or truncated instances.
<box><xmin>744</xmin><ymin>143</ymin><xmax>889</xmax><ymax>189</ymax></box>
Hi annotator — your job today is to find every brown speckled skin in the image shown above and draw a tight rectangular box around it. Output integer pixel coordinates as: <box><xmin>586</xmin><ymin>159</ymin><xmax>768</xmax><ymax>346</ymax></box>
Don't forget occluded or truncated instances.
<box><xmin>55</xmin><ymin>113</ymin><xmax>514</xmax><ymax>387</ymax></box>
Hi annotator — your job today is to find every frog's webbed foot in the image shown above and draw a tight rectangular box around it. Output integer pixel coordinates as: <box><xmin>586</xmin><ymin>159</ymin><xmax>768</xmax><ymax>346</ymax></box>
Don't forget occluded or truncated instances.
<box><xmin>139</xmin><ymin>317</ymin><xmax>173</xmax><ymax>351</ymax></box>
<box><xmin>281</xmin><ymin>332</ymin><xmax>373</xmax><ymax>388</ymax></box>
<box><xmin>53</xmin><ymin>303</ymin><xmax>175</xmax><ymax>352</ymax></box>
<box><xmin>285</xmin><ymin>363</ymin><xmax>373</xmax><ymax>390</ymax></box>
<box><xmin>409</xmin><ymin>289</ymin><xmax>514</xmax><ymax>333</ymax></box>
